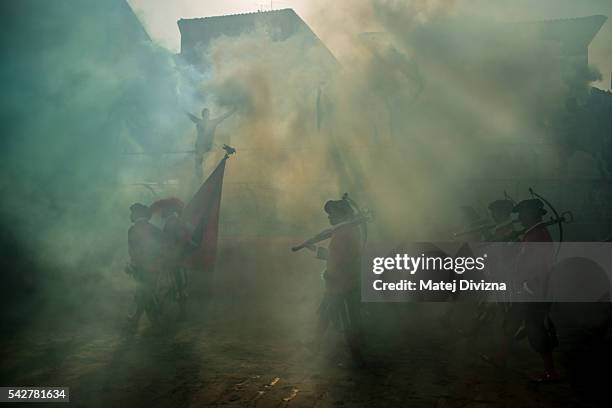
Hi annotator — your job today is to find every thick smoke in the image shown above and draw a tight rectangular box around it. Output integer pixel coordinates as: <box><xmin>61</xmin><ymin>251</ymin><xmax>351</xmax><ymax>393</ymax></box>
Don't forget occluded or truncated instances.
<box><xmin>0</xmin><ymin>0</ymin><xmax>195</xmax><ymax>329</ymax></box>
<box><xmin>137</xmin><ymin>0</ymin><xmax>603</xmax><ymax>333</ymax></box>
<box><xmin>0</xmin><ymin>0</ymin><xmax>607</xmax><ymax>333</ymax></box>
<box><xmin>191</xmin><ymin>0</ymin><xmax>582</xmax><ymax>243</ymax></box>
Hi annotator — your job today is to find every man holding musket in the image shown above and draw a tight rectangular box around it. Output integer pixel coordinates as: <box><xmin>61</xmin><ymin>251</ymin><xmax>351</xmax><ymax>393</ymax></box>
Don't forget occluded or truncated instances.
<box><xmin>300</xmin><ymin>197</ymin><xmax>365</xmax><ymax>365</ymax></box>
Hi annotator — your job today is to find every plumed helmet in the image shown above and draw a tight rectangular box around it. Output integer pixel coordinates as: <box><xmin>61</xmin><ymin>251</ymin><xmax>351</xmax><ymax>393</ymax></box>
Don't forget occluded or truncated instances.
<box><xmin>150</xmin><ymin>198</ymin><xmax>185</xmax><ymax>216</ymax></box>
<box><xmin>130</xmin><ymin>202</ymin><xmax>152</xmax><ymax>220</ymax></box>
<box><xmin>324</xmin><ymin>199</ymin><xmax>355</xmax><ymax>217</ymax></box>
<box><xmin>512</xmin><ymin>199</ymin><xmax>547</xmax><ymax>216</ymax></box>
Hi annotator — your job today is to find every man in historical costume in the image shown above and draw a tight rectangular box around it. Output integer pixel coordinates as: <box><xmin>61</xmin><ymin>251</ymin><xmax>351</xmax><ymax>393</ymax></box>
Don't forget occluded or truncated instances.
<box><xmin>473</xmin><ymin>199</ymin><xmax>518</xmax><ymax>328</ymax></box>
<box><xmin>306</xmin><ymin>198</ymin><xmax>365</xmax><ymax>365</ymax></box>
<box><xmin>186</xmin><ymin>107</ymin><xmax>236</xmax><ymax>180</ymax></box>
<box><xmin>126</xmin><ymin>203</ymin><xmax>163</xmax><ymax>328</ymax></box>
<box><xmin>483</xmin><ymin>199</ymin><xmax>559</xmax><ymax>382</ymax></box>
<box><xmin>150</xmin><ymin>198</ymin><xmax>194</xmax><ymax>319</ymax></box>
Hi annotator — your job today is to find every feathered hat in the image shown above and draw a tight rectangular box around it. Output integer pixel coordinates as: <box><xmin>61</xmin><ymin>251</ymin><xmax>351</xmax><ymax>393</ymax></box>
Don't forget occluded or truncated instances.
<box><xmin>150</xmin><ymin>197</ymin><xmax>185</xmax><ymax>216</ymax></box>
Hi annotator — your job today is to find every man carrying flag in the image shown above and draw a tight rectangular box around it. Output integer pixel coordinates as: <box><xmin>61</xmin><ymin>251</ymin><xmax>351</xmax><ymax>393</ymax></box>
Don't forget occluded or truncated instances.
<box><xmin>150</xmin><ymin>197</ymin><xmax>192</xmax><ymax>318</ymax></box>
<box><xmin>128</xmin><ymin>146</ymin><xmax>233</xmax><ymax>323</ymax></box>
<box><xmin>126</xmin><ymin>203</ymin><xmax>162</xmax><ymax>328</ymax></box>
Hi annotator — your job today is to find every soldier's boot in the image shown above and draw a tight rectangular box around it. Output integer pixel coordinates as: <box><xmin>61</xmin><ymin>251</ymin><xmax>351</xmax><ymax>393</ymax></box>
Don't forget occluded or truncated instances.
<box><xmin>144</xmin><ymin>295</ymin><xmax>161</xmax><ymax>327</ymax></box>
<box><xmin>127</xmin><ymin>306</ymin><xmax>143</xmax><ymax>327</ymax></box>
<box><xmin>346</xmin><ymin>332</ymin><xmax>365</xmax><ymax>367</ymax></box>
<box><xmin>303</xmin><ymin>315</ymin><xmax>332</xmax><ymax>354</ymax></box>
<box><xmin>178</xmin><ymin>295</ymin><xmax>188</xmax><ymax>320</ymax></box>
<box><xmin>530</xmin><ymin>351</ymin><xmax>560</xmax><ymax>383</ymax></box>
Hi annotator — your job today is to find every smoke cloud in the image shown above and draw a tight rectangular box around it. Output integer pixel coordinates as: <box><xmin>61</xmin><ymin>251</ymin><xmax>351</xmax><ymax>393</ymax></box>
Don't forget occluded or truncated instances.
<box><xmin>0</xmin><ymin>0</ymin><xmax>608</xmax><ymax>336</ymax></box>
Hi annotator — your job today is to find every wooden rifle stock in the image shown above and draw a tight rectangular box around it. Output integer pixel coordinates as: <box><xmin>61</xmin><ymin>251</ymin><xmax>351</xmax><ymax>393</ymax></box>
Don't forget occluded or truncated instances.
<box><xmin>292</xmin><ymin>229</ymin><xmax>333</xmax><ymax>252</ymax></box>
<box><xmin>291</xmin><ymin>213</ymin><xmax>371</xmax><ymax>252</ymax></box>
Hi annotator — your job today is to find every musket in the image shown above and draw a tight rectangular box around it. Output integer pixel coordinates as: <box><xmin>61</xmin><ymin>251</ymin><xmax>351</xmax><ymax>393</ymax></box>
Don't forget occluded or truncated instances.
<box><xmin>453</xmin><ymin>219</ymin><xmax>522</xmax><ymax>238</ymax></box>
<box><xmin>453</xmin><ymin>223</ymin><xmax>495</xmax><ymax>238</ymax></box>
<box><xmin>472</xmin><ymin>212</ymin><xmax>574</xmax><ymax>252</ymax></box>
<box><xmin>291</xmin><ymin>211</ymin><xmax>372</xmax><ymax>252</ymax></box>
<box><xmin>505</xmin><ymin>211</ymin><xmax>574</xmax><ymax>242</ymax></box>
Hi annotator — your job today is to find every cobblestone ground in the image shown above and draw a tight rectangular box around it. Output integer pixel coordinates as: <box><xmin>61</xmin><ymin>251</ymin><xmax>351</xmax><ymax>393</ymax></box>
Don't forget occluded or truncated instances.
<box><xmin>0</xmin><ymin>303</ymin><xmax>595</xmax><ymax>408</ymax></box>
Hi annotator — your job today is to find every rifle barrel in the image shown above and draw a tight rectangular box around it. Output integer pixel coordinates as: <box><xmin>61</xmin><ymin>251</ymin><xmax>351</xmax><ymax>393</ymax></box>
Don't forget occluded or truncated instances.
<box><xmin>291</xmin><ymin>214</ymin><xmax>371</xmax><ymax>252</ymax></box>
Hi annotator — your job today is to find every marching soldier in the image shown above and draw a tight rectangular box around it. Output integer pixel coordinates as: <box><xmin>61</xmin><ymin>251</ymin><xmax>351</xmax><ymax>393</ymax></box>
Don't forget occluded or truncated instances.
<box><xmin>514</xmin><ymin>198</ymin><xmax>559</xmax><ymax>382</ymax></box>
<box><xmin>151</xmin><ymin>198</ymin><xmax>193</xmax><ymax>319</ymax></box>
<box><xmin>483</xmin><ymin>199</ymin><xmax>559</xmax><ymax>382</ymax></box>
<box><xmin>475</xmin><ymin>199</ymin><xmax>517</xmax><ymax>328</ymax></box>
<box><xmin>126</xmin><ymin>203</ymin><xmax>163</xmax><ymax>328</ymax></box>
<box><xmin>306</xmin><ymin>198</ymin><xmax>365</xmax><ymax>365</ymax></box>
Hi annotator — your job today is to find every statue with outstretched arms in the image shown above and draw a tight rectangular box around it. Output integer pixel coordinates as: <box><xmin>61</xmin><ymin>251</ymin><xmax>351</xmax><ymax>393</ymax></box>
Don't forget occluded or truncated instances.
<box><xmin>186</xmin><ymin>106</ymin><xmax>236</xmax><ymax>179</ymax></box>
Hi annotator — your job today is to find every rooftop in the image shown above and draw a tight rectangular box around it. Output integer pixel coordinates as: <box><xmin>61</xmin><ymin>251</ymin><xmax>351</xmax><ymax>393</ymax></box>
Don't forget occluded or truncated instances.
<box><xmin>529</xmin><ymin>15</ymin><xmax>607</xmax><ymax>51</ymax></box>
<box><xmin>178</xmin><ymin>8</ymin><xmax>332</xmax><ymax>59</ymax></box>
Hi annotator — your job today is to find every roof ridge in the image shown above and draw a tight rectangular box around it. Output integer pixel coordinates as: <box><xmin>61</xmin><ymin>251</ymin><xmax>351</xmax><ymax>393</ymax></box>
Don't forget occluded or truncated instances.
<box><xmin>524</xmin><ymin>14</ymin><xmax>607</xmax><ymax>24</ymax></box>
<box><xmin>178</xmin><ymin>8</ymin><xmax>294</xmax><ymax>22</ymax></box>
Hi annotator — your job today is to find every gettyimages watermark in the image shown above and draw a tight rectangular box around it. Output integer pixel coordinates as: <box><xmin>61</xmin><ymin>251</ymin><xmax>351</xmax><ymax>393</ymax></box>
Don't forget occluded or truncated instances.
<box><xmin>361</xmin><ymin>242</ymin><xmax>612</xmax><ymax>302</ymax></box>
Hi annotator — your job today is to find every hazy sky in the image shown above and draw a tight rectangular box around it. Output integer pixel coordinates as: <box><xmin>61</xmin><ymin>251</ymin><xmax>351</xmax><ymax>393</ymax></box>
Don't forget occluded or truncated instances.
<box><xmin>127</xmin><ymin>0</ymin><xmax>612</xmax><ymax>89</ymax></box>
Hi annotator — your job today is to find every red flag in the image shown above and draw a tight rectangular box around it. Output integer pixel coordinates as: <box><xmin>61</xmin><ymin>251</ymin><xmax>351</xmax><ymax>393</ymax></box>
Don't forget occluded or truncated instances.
<box><xmin>181</xmin><ymin>157</ymin><xmax>227</xmax><ymax>290</ymax></box>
